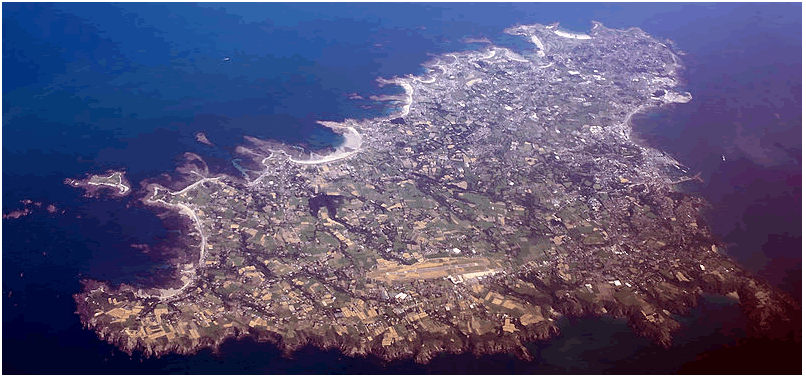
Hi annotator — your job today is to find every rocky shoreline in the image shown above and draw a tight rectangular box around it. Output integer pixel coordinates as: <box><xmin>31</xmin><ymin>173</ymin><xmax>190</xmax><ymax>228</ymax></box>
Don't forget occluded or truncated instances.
<box><xmin>65</xmin><ymin>170</ymin><xmax>131</xmax><ymax>198</ymax></box>
<box><xmin>71</xmin><ymin>20</ymin><xmax>799</xmax><ymax>367</ymax></box>
<box><xmin>75</xmin><ymin>266</ymin><xmax>798</xmax><ymax>364</ymax></box>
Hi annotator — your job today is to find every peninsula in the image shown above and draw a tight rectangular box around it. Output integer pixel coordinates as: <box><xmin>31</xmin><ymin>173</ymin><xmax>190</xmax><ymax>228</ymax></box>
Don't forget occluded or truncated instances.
<box><xmin>66</xmin><ymin>170</ymin><xmax>131</xmax><ymax>198</ymax></box>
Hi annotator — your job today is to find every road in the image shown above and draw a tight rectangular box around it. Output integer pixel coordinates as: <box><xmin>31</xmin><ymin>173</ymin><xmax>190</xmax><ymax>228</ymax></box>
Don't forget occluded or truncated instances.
<box><xmin>139</xmin><ymin>179</ymin><xmax>217</xmax><ymax>301</ymax></box>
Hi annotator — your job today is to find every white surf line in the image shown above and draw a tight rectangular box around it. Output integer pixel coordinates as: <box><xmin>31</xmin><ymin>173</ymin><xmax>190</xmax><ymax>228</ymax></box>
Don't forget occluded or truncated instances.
<box><xmin>398</xmin><ymin>80</ymin><xmax>414</xmax><ymax>117</ymax></box>
<box><xmin>425</xmin><ymin>64</ymin><xmax>448</xmax><ymax>76</ymax></box>
<box><xmin>373</xmin><ymin>78</ymin><xmax>415</xmax><ymax>118</ymax></box>
<box><xmin>553</xmin><ymin>29</ymin><xmax>592</xmax><ymax>40</ymax></box>
<box><xmin>246</xmin><ymin>122</ymin><xmax>364</xmax><ymax>184</ymax></box>
<box><xmin>479</xmin><ymin>49</ymin><xmax>496</xmax><ymax>60</ymax></box>
<box><xmin>139</xmin><ymin>182</ymin><xmax>218</xmax><ymax>301</ymax></box>
<box><xmin>530</xmin><ymin>35</ymin><xmax>546</xmax><ymax>58</ymax></box>
<box><xmin>612</xmin><ymin>103</ymin><xmax>651</xmax><ymax>141</ymax></box>
<box><xmin>136</xmin><ymin>119</ymin><xmax>363</xmax><ymax>300</ymax></box>
<box><xmin>414</xmin><ymin>76</ymin><xmax>436</xmax><ymax>84</ymax></box>
<box><xmin>177</xmin><ymin>202</ymin><xmax>207</xmax><ymax>269</ymax></box>
<box><xmin>289</xmin><ymin>121</ymin><xmax>364</xmax><ymax>165</ymax></box>
<box><xmin>614</xmin><ymin>87</ymin><xmax>693</xmax><ymax>143</ymax></box>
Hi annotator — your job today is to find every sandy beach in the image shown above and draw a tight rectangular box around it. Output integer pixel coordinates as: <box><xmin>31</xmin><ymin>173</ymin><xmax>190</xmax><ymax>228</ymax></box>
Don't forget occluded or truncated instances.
<box><xmin>289</xmin><ymin>120</ymin><xmax>363</xmax><ymax>164</ymax></box>
<box><xmin>553</xmin><ymin>29</ymin><xmax>592</xmax><ymax>40</ymax></box>
<box><xmin>530</xmin><ymin>35</ymin><xmax>547</xmax><ymax>57</ymax></box>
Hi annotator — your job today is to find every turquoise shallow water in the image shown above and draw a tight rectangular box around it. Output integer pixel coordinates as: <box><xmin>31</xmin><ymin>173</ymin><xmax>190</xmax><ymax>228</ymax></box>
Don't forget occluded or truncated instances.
<box><xmin>3</xmin><ymin>3</ymin><xmax>800</xmax><ymax>373</ymax></box>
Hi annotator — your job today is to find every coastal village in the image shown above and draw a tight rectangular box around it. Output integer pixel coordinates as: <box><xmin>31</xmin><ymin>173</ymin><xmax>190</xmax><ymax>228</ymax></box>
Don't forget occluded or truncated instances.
<box><xmin>74</xmin><ymin>22</ymin><xmax>796</xmax><ymax>363</ymax></box>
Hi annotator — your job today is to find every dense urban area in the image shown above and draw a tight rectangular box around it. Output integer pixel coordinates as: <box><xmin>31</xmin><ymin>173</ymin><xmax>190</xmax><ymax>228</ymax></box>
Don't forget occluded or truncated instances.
<box><xmin>73</xmin><ymin>22</ymin><xmax>797</xmax><ymax>363</ymax></box>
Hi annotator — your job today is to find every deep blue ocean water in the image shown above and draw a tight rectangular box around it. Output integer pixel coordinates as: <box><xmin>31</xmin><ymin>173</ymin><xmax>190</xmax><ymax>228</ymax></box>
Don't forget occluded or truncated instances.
<box><xmin>3</xmin><ymin>3</ymin><xmax>800</xmax><ymax>374</ymax></box>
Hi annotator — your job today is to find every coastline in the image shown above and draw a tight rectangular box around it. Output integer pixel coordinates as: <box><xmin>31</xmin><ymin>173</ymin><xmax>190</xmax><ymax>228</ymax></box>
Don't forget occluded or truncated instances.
<box><xmin>288</xmin><ymin>121</ymin><xmax>363</xmax><ymax>165</ymax></box>
<box><xmin>127</xmin><ymin>180</ymin><xmax>222</xmax><ymax>301</ymax></box>
<box><xmin>376</xmin><ymin>77</ymin><xmax>415</xmax><ymax>118</ymax></box>
<box><xmin>552</xmin><ymin>29</ymin><xmax>592</xmax><ymax>40</ymax></box>
<box><xmin>2</xmin><ymin>4</ymin><xmax>799</xmax><ymax>374</ymax></box>
<box><xmin>65</xmin><ymin>170</ymin><xmax>132</xmax><ymax>198</ymax></box>
<box><xmin>69</xmin><ymin>20</ymin><xmax>799</xmax><ymax>368</ymax></box>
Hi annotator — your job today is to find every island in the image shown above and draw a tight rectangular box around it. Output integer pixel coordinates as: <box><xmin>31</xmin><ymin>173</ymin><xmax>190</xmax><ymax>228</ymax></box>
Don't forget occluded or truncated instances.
<box><xmin>66</xmin><ymin>170</ymin><xmax>132</xmax><ymax>198</ymax></box>
<box><xmin>73</xmin><ymin>22</ymin><xmax>797</xmax><ymax>364</ymax></box>
<box><xmin>195</xmin><ymin>132</ymin><xmax>214</xmax><ymax>147</ymax></box>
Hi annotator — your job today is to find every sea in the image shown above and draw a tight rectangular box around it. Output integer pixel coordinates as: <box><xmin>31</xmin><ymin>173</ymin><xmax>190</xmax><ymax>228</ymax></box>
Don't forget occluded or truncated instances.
<box><xmin>2</xmin><ymin>3</ymin><xmax>801</xmax><ymax>374</ymax></box>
